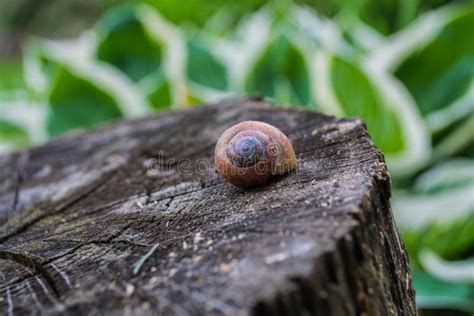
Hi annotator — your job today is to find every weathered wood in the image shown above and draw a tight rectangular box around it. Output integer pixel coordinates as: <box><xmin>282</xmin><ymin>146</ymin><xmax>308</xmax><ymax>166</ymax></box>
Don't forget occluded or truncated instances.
<box><xmin>0</xmin><ymin>97</ymin><xmax>416</xmax><ymax>315</ymax></box>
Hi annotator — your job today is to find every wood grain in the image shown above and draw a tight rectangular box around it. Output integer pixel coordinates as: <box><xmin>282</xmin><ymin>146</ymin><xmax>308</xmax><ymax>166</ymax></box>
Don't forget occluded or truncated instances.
<box><xmin>0</xmin><ymin>97</ymin><xmax>416</xmax><ymax>315</ymax></box>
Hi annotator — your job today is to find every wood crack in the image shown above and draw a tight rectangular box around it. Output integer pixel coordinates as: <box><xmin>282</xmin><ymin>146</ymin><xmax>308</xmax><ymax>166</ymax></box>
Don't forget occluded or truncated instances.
<box><xmin>0</xmin><ymin>250</ymin><xmax>61</xmax><ymax>299</ymax></box>
<box><xmin>0</xmin><ymin>169</ymin><xmax>118</xmax><ymax>245</ymax></box>
<box><xmin>11</xmin><ymin>152</ymin><xmax>28</xmax><ymax>214</ymax></box>
<box><xmin>43</xmin><ymin>222</ymin><xmax>135</xmax><ymax>265</ymax></box>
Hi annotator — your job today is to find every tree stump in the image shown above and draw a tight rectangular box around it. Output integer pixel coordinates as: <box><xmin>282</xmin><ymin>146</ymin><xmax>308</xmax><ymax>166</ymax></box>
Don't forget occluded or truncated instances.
<box><xmin>0</xmin><ymin>97</ymin><xmax>416</xmax><ymax>315</ymax></box>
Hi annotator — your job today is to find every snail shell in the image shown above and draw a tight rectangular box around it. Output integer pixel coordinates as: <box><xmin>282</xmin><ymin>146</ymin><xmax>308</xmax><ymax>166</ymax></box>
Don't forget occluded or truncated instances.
<box><xmin>215</xmin><ymin>121</ymin><xmax>296</xmax><ymax>187</ymax></box>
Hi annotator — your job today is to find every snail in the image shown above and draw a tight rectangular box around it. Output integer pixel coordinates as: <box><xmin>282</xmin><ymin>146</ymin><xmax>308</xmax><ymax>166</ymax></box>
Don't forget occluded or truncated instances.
<box><xmin>215</xmin><ymin>121</ymin><xmax>296</xmax><ymax>188</ymax></box>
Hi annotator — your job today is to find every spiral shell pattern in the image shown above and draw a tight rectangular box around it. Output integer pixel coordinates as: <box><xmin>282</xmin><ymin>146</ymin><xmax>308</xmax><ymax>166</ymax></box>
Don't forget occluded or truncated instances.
<box><xmin>215</xmin><ymin>121</ymin><xmax>296</xmax><ymax>187</ymax></box>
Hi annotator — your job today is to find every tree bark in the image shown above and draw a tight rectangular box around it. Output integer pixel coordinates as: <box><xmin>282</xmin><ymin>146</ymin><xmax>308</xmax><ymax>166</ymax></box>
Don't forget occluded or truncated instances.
<box><xmin>0</xmin><ymin>97</ymin><xmax>417</xmax><ymax>315</ymax></box>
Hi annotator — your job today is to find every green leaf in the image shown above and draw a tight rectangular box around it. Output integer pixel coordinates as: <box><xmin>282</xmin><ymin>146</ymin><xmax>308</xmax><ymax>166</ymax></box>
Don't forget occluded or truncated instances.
<box><xmin>358</xmin><ymin>0</ymin><xmax>421</xmax><ymax>35</ymax></box>
<box><xmin>314</xmin><ymin>52</ymin><xmax>430</xmax><ymax>177</ymax></box>
<box><xmin>96</xmin><ymin>5</ymin><xmax>164</xmax><ymax>82</ymax></box>
<box><xmin>394</xmin><ymin>6</ymin><xmax>474</xmax><ymax>117</ymax></box>
<box><xmin>414</xmin><ymin>159</ymin><xmax>474</xmax><ymax>194</ymax></box>
<box><xmin>340</xmin><ymin>19</ymin><xmax>386</xmax><ymax>54</ymax></box>
<box><xmin>464</xmin><ymin>144</ymin><xmax>474</xmax><ymax>159</ymax></box>
<box><xmin>427</xmin><ymin>85</ymin><xmax>473</xmax><ymax>135</ymax></box>
<box><xmin>291</xmin><ymin>6</ymin><xmax>353</xmax><ymax>56</ymax></box>
<box><xmin>397</xmin><ymin>203</ymin><xmax>474</xmax><ymax>264</ymax></box>
<box><xmin>142</xmin><ymin>75</ymin><xmax>173</xmax><ymax>109</ymax></box>
<box><xmin>433</xmin><ymin>113</ymin><xmax>474</xmax><ymax>161</ymax></box>
<box><xmin>23</xmin><ymin>41</ymin><xmax>58</xmax><ymax>94</ymax></box>
<box><xmin>331</xmin><ymin>55</ymin><xmax>404</xmax><ymax>153</ymax></box>
<box><xmin>47</xmin><ymin>65</ymin><xmax>123</xmax><ymax>136</ymax></box>
<box><xmin>395</xmin><ymin>160</ymin><xmax>474</xmax><ymax>268</ymax></box>
<box><xmin>369</xmin><ymin>5</ymin><xmax>474</xmax><ymax>137</ymax></box>
<box><xmin>186</xmin><ymin>37</ymin><xmax>228</xmax><ymax>90</ymax></box>
<box><xmin>413</xmin><ymin>271</ymin><xmax>474</xmax><ymax>312</ymax></box>
<box><xmin>95</xmin><ymin>4</ymin><xmax>189</xmax><ymax>108</ymax></box>
<box><xmin>0</xmin><ymin>59</ymin><xmax>25</xmax><ymax>90</ymax></box>
<box><xmin>420</xmin><ymin>251</ymin><xmax>474</xmax><ymax>283</ymax></box>
<box><xmin>0</xmin><ymin>96</ymin><xmax>47</xmax><ymax>153</ymax></box>
<box><xmin>27</xmin><ymin>38</ymin><xmax>150</xmax><ymax>135</ymax></box>
<box><xmin>147</xmin><ymin>81</ymin><xmax>172</xmax><ymax>109</ymax></box>
<box><xmin>0</xmin><ymin>119</ymin><xmax>30</xmax><ymax>149</ymax></box>
<box><xmin>244</xmin><ymin>33</ymin><xmax>311</xmax><ymax>106</ymax></box>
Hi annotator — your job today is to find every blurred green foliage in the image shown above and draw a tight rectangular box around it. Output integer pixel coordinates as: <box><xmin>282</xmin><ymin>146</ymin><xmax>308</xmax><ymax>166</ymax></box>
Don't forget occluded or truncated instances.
<box><xmin>395</xmin><ymin>8</ymin><xmax>474</xmax><ymax>117</ymax></box>
<box><xmin>330</xmin><ymin>55</ymin><xmax>405</xmax><ymax>154</ymax></box>
<box><xmin>47</xmin><ymin>66</ymin><xmax>123</xmax><ymax>136</ymax></box>
<box><xmin>0</xmin><ymin>60</ymin><xmax>25</xmax><ymax>90</ymax></box>
<box><xmin>245</xmin><ymin>34</ymin><xmax>311</xmax><ymax>105</ymax></box>
<box><xmin>96</xmin><ymin>5</ymin><xmax>164</xmax><ymax>82</ymax></box>
<box><xmin>0</xmin><ymin>0</ymin><xmax>473</xmax><ymax>312</ymax></box>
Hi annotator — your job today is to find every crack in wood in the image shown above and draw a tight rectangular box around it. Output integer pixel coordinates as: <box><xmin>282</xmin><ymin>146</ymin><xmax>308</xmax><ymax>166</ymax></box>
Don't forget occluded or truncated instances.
<box><xmin>0</xmin><ymin>222</ymin><xmax>139</xmax><ymax>291</ymax></box>
<box><xmin>0</xmin><ymin>250</ymin><xmax>61</xmax><ymax>299</ymax></box>
<box><xmin>0</xmin><ymin>169</ymin><xmax>118</xmax><ymax>245</ymax></box>
<box><xmin>11</xmin><ymin>152</ymin><xmax>28</xmax><ymax>214</ymax></box>
<box><xmin>42</xmin><ymin>221</ymin><xmax>135</xmax><ymax>266</ymax></box>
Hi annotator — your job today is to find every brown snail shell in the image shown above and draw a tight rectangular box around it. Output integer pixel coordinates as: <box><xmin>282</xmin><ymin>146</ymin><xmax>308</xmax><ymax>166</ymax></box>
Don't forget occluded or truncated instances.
<box><xmin>215</xmin><ymin>121</ymin><xmax>296</xmax><ymax>188</ymax></box>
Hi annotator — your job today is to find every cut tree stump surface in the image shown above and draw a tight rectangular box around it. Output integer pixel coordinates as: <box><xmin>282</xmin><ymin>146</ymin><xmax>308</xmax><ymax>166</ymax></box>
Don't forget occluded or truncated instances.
<box><xmin>0</xmin><ymin>97</ymin><xmax>416</xmax><ymax>315</ymax></box>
